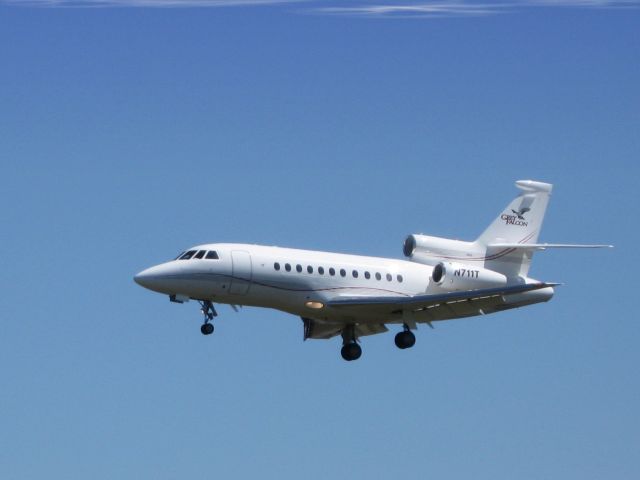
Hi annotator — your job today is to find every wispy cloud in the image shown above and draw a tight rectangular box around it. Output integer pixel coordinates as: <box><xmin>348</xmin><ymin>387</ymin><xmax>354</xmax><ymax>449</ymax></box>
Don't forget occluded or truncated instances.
<box><xmin>319</xmin><ymin>1</ymin><xmax>502</xmax><ymax>18</ymax></box>
<box><xmin>317</xmin><ymin>0</ymin><xmax>640</xmax><ymax>18</ymax></box>
<box><xmin>2</xmin><ymin>0</ymin><xmax>302</xmax><ymax>7</ymax></box>
<box><xmin>2</xmin><ymin>0</ymin><xmax>639</xmax><ymax>14</ymax></box>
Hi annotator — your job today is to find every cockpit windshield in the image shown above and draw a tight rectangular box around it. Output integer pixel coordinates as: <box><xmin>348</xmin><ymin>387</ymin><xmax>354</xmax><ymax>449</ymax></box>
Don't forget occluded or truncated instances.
<box><xmin>179</xmin><ymin>250</ymin><xmax>197</xmax><ymax>260</ymax></box>
<box><xmin>177</xmin><ymin>250</ymin><xmax>219</xmax><ymax>260</ymax></box>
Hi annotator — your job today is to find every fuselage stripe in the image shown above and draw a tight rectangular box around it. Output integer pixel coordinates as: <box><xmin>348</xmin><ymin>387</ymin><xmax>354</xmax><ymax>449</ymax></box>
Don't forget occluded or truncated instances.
<box><xmin>425</xmin><ymin>231</ymin><xmax>537</xmax><ymax>261</ymax></box>
<box><xmin>164</xmin><ymin>272</ymin><xmax>412</xmax><ymax>297</ymax></box>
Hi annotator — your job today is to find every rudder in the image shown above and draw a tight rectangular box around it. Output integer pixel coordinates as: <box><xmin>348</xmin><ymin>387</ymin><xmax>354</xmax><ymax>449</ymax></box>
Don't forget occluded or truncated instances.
<box><xmin>477</xmin><ymin>180</ymin><xmax>553</xmax><ymax>277</ymax></box>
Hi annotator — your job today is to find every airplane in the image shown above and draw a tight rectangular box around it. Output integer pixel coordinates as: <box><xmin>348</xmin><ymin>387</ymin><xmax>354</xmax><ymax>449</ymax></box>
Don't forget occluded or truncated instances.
<box><xmin>134</xmin><ymin>180</ymin><xmax>611</xmax><ymax>361</ymax></box>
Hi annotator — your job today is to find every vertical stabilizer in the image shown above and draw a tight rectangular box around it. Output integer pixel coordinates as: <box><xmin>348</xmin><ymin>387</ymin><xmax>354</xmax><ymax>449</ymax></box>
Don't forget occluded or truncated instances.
<box><xmin>477</xmin><ymin>180</ymin><xmax>553</xmax><ymax>277</ymax></box>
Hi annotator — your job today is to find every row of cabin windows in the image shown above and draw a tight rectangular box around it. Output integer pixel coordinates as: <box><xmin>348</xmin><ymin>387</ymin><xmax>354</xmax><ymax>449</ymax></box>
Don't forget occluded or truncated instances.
<box><xmin>177</xmin><ymin>250</ymin><xmax>219</xmax><ymax>260</ymax></box>
<box><xmin>273</xmin><ymin>262</ymin><xmax>403</xmax><ymax>283</ymax></box>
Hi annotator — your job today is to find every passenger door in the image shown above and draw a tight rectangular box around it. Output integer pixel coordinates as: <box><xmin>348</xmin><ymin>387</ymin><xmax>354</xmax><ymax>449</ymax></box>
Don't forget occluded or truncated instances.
<box><xmin>229</xmin><ymin>250</ymin><xmax>252</xmax><ymax>295</ymax></box>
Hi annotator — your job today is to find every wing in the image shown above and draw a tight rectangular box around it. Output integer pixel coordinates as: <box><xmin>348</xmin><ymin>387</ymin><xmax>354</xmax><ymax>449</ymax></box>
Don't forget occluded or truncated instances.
<box><xmin>327</xmin><ymin>282</ymin><xmax>557</xmax><ymax>312</ymax></box>
<box><xmin>305</xmin><ymin>283</ymin><xmax>557</xmax><ymax>340</ymax></box>
<box><xmin>302</xmin><ymin>318</ymin><xmax>388</xmax><ymax>340</ymax></box>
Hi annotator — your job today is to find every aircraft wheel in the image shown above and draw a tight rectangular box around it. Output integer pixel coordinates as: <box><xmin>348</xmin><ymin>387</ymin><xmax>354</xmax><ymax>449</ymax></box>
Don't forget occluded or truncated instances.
<box><xmin>200</xmin><ymin>323</ymin><xmax>214</xmax><ymax>336</ymax></box>
<box><xmin>394</xmin><ymin>330</ymin><xmax>416</xmax><ymax>349</ymax></box>
<box><xmin>341</xmin><ymin>342</ymin><xmax>362</xmax><ymax>361</ymax></box>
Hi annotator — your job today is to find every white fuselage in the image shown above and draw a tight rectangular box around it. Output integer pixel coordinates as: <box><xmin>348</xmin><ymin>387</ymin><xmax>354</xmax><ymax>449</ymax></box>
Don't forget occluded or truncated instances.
<box><xmin>135</xmin><ymin>243</ymin><xmax>438</xmax><ymax>324</ymax></box>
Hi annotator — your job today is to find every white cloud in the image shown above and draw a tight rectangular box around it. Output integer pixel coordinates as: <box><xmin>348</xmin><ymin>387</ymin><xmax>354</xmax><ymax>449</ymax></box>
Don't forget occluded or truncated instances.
<box><xmin>316</xmin><ymin>0</ymin><xmax>640</xmax><ymax>18</ymax></box>
<box><xmin>3</xmin><ymin>0</ymin><xmax>638</xmax><ymax>13</ymax></box>
<box><xmin>2</xmin><ymin>0</ymin><xmax>301</xmax><ymax>6</ymax></box>
<box><xmin>319</xmin><ymin>1</ymin><xmax>501</xmax><ymax>17</ymax></box>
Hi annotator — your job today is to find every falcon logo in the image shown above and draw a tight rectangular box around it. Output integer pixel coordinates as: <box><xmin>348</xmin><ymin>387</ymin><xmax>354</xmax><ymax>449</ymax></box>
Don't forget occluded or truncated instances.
<box><xmin>501</xmin><ymin>207</ymin><xmax>530</xmax><ymax>227</ymax></box>
<box><xmin>511</xmin><ymin>207</ymin><xmax>530</xmax><ymax>220</ymax></box>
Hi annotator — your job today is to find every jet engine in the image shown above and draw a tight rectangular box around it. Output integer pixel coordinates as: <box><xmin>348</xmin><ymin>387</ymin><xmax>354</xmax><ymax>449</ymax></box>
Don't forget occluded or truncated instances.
<box><xmin>431</xmin><ymin>262</ymin><xmax>508</xmax><ymax>291</ymax></box>
<box><xmin>403</xmin><ymin>234</ymin><xmax>482</xmax><ymax>266</ymax></box>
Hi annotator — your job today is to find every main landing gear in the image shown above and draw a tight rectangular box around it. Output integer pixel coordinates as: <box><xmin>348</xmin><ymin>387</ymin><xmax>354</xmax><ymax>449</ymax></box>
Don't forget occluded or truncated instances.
<box><xmin>340</xmin><ymin>325</ymin><xmax>362</xmax><ymax>361</ymax></box>
<box><xmin>394</xmin><ymin>324</ymin><xmax>416</xmax><ymax>350</ymax></box>
<box><xmin>341</xmin><ymin>342</ymin><xmax>362</xmax><ymax>361</ymax></box>
<box><xmin>199</xmin><ymin>300</ymin><xmax>217</xmax><ymax>336</ymax></box>
<box><xmin>339</xmin><ymin>324</ymin><xmax>417</xmax><ymax>360</ymax></box>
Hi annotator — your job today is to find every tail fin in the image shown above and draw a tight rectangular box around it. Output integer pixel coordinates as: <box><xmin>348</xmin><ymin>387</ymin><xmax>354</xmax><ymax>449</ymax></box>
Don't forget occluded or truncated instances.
<box><xmin>404</xmin><ymin>180</ymin><xmax>609</xmax><ymax>277</ymax></box>
<box><xmin>477</xmin><ymin>180</ymin><xmax>553</xmax><ymax>277</ymax></box>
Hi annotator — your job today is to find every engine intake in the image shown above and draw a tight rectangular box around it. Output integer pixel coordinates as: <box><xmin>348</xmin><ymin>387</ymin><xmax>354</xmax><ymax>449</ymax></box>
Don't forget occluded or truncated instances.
<box><xmin>431</xmin><ymin>262</ymin><xmax>507</xmax><ymax>291</ymax></box>
<box><xmin>403</xmin><ymin>235</ymin><xmax>417</xmax><ymax>257</ymax></box>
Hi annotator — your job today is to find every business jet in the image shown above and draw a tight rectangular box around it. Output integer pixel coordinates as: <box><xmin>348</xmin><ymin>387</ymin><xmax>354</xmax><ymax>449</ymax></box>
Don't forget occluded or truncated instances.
<box><xmin>134</xmin><ymin>180</ymin><xmax>610</xmax><ymax>361</ymax></box>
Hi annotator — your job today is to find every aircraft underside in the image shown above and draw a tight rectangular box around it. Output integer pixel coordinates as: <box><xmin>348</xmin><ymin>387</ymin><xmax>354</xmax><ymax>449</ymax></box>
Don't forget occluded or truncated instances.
<box><xmin>192</xmin><ymin>284</ymin><xmax>555</xmax><ymax>361</ymax></box>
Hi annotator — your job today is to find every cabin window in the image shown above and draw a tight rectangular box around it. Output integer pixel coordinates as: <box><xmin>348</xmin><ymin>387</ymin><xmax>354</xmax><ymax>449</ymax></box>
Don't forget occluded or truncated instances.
<box><xmin>307</xmin><ymin>265</ymin><xmax>313</xmax><ymax>274</ymax></box>
<box><xmin>194</xmin><ymin>250</ymin><xmax>206</xmax><ymax>259</ymax></box>
<box><xmin>329</xmin><ymin>268</ymin><xmax>336</xmax><ymax>276</ymax></box>
<box><xmin>397</xmin><ymin>275</ymin><xmax>403</xmax><ymax>283</ymax></box>
<box><xmin>386</xmin><ymin>273</ymin><xmax>392</xmax><ymax>281</ymax></box>
<box><xmin>205</xmin><ymin>251</ymin><xmax>219</xmax><ymax>260</ymax></box>
<box><xmin>296</xmin><ymin>264</ymin><xmax>302</xmax><ymax>273</ymax></box>
<box><xmin>375</xmin><ymin>272</ymin><xmax>382</xmax><ymax>280</ymax></box>
<box><xmin>340</xmin><ymin>269</ymin><xmax>346</xmax><ymax>277</ymax></box>
<box><xmin>318</xmin><ymin>267</ymin><xmax>325</xmax><ymax>275</ymax></box>
<box><xmin>364</xmin><ymin>271</ymin><xmax>371</xmax><ymax>279</ymax></box>
<box><xmin>274</xmin><ymin>262</ymin><xmax>281</xmax><ymax>271</ymax></box>
<box><xmin>285</xmin><ymin>263</ymin><xmax>291</xmax><ymax>272</ymax></box>
<box><xmin>352</xmin><ymin>270</ymin><xmax>358</xmax><ymax>278</ymax></box>
<box><xmin>179</xmin><ymin>250</ymin><xmax>196</xmax><ymax>260</ymax></box>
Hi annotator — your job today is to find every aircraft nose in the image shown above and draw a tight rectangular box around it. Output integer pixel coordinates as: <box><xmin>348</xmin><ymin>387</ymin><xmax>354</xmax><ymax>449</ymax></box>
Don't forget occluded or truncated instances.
<box><xmin>134</xmin><ymin>267</ymin><xmax>155</xmax><ymax>289</ymax></box>
<box><xmin>134</xmin><ymin>264</ymin><xmax>173</xmax><ymax>292</ymax></box>
<box><xmin>134</xmin><ymin>262</ymin><xmax>185</xmax><ymax>294</ymax></box>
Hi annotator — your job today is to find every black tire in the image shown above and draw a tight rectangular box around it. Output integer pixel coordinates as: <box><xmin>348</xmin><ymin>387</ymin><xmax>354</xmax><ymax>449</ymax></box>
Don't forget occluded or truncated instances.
<box><xmin>340</xmin><ymin>345</ymin><xmax>351</xmax><ymax>361</ymax></box>
<box><xmin>200</xmin><ymin>323</ymin><xmax>214</xmax><ymax>335</ymax></box>
<box><xmin>395</xmin><ymin>330</ymin><xmax>416</xmax><ymax>349</ymax></box>
<box><xmin>341</xmin><ymin>342</ymin><xmax>362</xmax><ymax>361</ymax></box>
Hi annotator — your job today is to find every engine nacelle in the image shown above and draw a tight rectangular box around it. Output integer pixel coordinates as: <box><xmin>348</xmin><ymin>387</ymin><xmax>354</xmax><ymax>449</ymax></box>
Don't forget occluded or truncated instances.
<box><xmin>431</xmin><ymin>262</ymin><xmax>507</xmax><ymax>291</ymax></box>
<box><xmin>403</xmin><ymin>234</ymin><xmax>482</xmax><ymax>266</ymax></box>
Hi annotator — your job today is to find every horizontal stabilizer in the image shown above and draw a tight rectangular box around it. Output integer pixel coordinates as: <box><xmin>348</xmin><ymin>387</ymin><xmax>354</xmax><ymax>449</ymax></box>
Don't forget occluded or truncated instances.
<box><xmin>489</xmin><ymin>243</ymin><xmax>613</xmax><ymax>251</ymax></box>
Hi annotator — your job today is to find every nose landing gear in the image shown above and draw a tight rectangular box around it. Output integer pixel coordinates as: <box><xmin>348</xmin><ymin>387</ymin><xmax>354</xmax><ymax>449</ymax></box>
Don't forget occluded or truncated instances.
<box><xmin>199</xmin><ymin>300</ymin><xmax>217</xmax><ymax>336</ymax></box>
<box><xmin>200</xmin><ymin>323</ymin><xmax>214</xmax><ymax>335</ymax></box>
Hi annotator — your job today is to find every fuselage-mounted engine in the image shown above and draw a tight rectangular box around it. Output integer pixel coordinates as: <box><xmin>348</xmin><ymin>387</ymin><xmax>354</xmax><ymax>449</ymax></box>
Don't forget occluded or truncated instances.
<box><xmin>403</xmin><ymin>234</ymin><xmax>483</xmax><ymax>266</ymax></box>
<box><xmin>430</xmin><ymin>261</ymin><xmax>508</xmax><ymax>292</ymax></box>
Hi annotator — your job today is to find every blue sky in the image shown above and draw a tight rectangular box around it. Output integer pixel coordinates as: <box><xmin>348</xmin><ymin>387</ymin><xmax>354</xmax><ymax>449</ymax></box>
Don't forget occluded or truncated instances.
<box><xmin>1</xmin><ymin>1</ymin><xmax>638</xmax><ymax>478</ymax></box>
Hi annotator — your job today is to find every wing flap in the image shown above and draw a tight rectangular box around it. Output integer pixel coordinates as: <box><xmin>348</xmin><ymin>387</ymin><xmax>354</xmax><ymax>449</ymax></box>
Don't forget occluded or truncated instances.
<box><xmin>327</xmin><ymin>282</ymin><xmax>558</xmax><ymax>310</ymax></box>
<box><xmin>302</xmin><ymin>317</ymin><xmax>388</xmax><ymax>340</ymax></box>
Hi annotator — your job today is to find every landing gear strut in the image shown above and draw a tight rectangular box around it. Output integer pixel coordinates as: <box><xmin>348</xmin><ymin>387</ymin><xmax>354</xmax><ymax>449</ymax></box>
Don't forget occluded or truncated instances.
<box><xmin>394</xmin><ymin>324</ymin><xmax>416</xmax><ymax>350</ymax></box>
<box><xmin>199</xmin><ymin>300</ymin><xmax>217</xmax><ymax>336</ymax></box>
<box><xmin>340</xmin><ymin>325</ymin><xmax>362</xmax><ymax>361</ymax></box>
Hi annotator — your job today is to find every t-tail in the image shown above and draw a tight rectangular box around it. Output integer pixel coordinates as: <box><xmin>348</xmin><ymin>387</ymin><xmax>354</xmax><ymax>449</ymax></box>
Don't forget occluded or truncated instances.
<box><xmin>403</xmin><ymin>180</ymin><xmax>612</xmax><ymax>278</ymax></box>
<box><xmin>477</xmin><ymin>180</ymin><xmax>552</xmax><ymax>277</ymax></box>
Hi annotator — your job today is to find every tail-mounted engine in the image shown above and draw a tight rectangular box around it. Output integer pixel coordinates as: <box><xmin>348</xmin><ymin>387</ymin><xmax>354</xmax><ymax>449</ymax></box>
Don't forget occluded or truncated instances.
<box><xmin>403</xmin><ymin>234</ymin><xmax>482</xmax><ymax>266</ymax></box>
<box><xmin>431</xmin><ymin>262</ymin><xmax>507</xmax><ymax>291</ymax></box>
